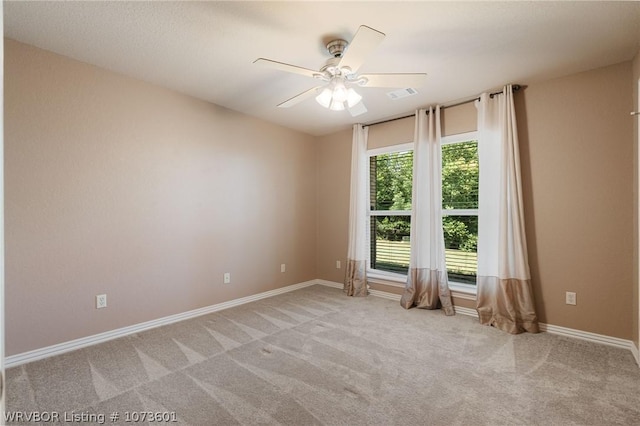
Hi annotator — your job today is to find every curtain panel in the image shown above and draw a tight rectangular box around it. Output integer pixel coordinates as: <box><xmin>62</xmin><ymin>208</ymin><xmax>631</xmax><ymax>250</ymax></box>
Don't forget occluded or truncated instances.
<box><xmin>476</xmin><ymin>85</ymin><xmax>539</xmax><ymax>333</ymax></box>
<box><xmin>344</xmin><ymin>124</ymin><xmax>369</xmax><ymax>297</ymax></box>
<box><xmin>400</xmin><ymin>107</ymin><xmax>454</xmax><ymax>315</ymax></box>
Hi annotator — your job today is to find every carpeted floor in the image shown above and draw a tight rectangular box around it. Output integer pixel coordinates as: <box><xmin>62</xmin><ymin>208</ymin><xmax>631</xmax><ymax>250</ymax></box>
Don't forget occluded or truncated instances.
<box><xmin>6</xmin><ymin>285</ymin><xmax>640</xmax><ymax>425</ymax></box>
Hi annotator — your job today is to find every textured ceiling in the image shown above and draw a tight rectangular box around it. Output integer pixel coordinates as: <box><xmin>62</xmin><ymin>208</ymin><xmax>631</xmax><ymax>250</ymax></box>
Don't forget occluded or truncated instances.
<box><xmin>4</xmin><ymin>1</ymin><xmax>640</xmax><ymax>136</ymax></box>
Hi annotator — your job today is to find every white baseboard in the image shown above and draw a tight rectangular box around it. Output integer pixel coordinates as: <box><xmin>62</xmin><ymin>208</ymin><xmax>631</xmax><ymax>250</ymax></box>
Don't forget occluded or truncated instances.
<box><xmin>632</xmin><ymin>342</ymin><xmax>639</xmax><ymax>366</ymax></box>
<box><xmin>7</xmin><ymin>279</ymin><xmax>639</xmax><ymax>368</ymax></box>
<box><xmin>369</xmin><ymin>289</ymin><xmax>401</xmax><ymax>301</ymax></box>
<box><xmin>315</xmin><ymin>280</ymin><xmax>638</xmax><ymax>363</ymax></box>
<box><xmin>537</xmin><ymin>323</ymin><xmax>633</xmax><ymax>351</ymax></box>
<box><xmin>315</xmin><ymin>279</ymin><xmax>342</xmax><ymax>289</ymax></box>
<box><xmin>316</xmin><ymin>279</ymin><xmax>405</xmax><ymax>301</ymax></box>
<box><xmin>453</xmin><ymin>306</ymin><xmax>479</xmax><ymax>317</ymax></box>
<box><xmin>6</xmin><ymin>279</ymin><xmax>318</xmax><ymax>368</ymax></box>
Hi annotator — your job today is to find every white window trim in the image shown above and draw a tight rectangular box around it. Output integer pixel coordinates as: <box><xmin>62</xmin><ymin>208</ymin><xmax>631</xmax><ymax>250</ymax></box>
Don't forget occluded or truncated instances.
<box><xmin>365</xmin><ymin>134</ymin><xmax>479</xmax><ymax>297</ymax></box>
<box><xmin>367</xmin><ymin>142</ymin><xmax>413</xmax><ymax>157</ymax></box>
<box><xmin>442</xmin><ymin>209</ymin><xmax>477</xmax><ymax>216</ymax></box>
<box><xmin>366</xmin><ymin>143</ymin><xmax>413</xmax><ymax>275</ymax></box>
<box><xmin>441</xmin><ymin>131</ymin><xmax>478</xmax><ymax>145</ymax></box>
<box><xmin>448</xmin><ymin>282</ymin><xmax>477</xmax><ymax>298</ymax></box>
<box><xmin>367</xmin><ymin>270</ymin><xmax>407</xmax><ymax>287</ymax></box>
<box><xmin>370</xmin><ymin>210</ymin><xmax>410</xmax><ymax>217</ymax></box>
<box><xmin>367</xmin><ymin>273</ymin><xmax>477</xmax><ymax>300</ymax></box>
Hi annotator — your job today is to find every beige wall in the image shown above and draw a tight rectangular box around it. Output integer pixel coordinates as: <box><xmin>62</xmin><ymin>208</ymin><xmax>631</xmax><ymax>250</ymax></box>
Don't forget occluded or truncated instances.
<box><xmin>367</xmin><ymin>116</ymin><xmax>414</xmax><ymax>150</ymax></box>
<box><xmin>441</xmin><ymin>101</ymin><xmax>477</xmax><ymax>136</ymax></box>
<box><xmin>4</xmin><ymin>39</ymin><xmax>318</xmax><ymax>355</ymax></box>
<box><xmin>317</xmin><ymin>62</ymin><xmax>635</xmax><ymax>339</ymax></box>
<box><xmin>518</xmin><ymin>61</ymin><xmax>633</xmax><ymax>339</ymax></box>
<box><xmin>316</xmin><ymin>129</ymin><xmax>352</xmax><ymax>283</ymax></box>
<box><xmin>366</xmin><ymin>102</ymin><xmax>477</xmax><ymax>151</ymax></box>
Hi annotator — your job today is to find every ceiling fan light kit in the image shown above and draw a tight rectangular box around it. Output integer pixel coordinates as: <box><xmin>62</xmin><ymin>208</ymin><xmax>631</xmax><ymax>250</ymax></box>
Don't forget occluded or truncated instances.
<box><xmin>315</xmin><ymin>76</ymin><xmax>363</xmax><ymax>111</ymax></box>
<box><xmin>254</xmin><ymin>25</ymin><xmax>427</xmax><ymax>117</ymax></box>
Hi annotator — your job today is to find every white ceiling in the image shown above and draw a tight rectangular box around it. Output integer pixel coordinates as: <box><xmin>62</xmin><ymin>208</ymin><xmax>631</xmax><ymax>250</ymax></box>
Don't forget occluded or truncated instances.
<box><xmin>5</xmin><ymin>1</ymin><xmax>640</xmax><ymax>136</ymax></box>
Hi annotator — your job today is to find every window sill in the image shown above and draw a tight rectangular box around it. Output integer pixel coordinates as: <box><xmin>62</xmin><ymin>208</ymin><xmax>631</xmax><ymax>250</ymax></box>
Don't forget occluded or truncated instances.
<box><xmin>367</xmin><ymin>270</ymin><xmax>406</xmax><ymax>288</ymax></box>
<box><xmin>367</xmin><ymin>269</ymin><xmax>477</xmax><ymax>300</ymax></box>
<box><xmin>448</xmin><ymin>282</ymin><xmax>477</xmax><ymax>301</ymax></box>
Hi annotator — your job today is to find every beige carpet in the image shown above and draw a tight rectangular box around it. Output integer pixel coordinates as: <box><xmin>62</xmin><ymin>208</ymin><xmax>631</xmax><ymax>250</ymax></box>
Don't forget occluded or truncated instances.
<box><xmin>6</xmin><ymin>285</ymin><xmax>640</xmax><ymax>425</ymax></box>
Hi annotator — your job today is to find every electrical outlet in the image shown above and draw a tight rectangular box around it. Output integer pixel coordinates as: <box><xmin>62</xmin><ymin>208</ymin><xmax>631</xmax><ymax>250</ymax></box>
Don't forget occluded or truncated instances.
<box><xmin>223</xmin><ymin>272</ymin><xmax>231</xmax><ymax>284</ymax></box>
<box><xmin>565</xmin><ymin>291</ymin><xmax>576</xmax><ymax>305</ymax></box>
<box><xmin>336</xmin><ymin>260</ymin><xmax>341</xmax><ymax>269</ymax></box>
<box><xmin>96</xmin><ymin>294</ymin><xmax>107</xmax><ymax>309</ymax></box>
<box><xmin>280</xmin><ymin>264</ymin><xmax>286</xmax><ymax>273</ymax></box>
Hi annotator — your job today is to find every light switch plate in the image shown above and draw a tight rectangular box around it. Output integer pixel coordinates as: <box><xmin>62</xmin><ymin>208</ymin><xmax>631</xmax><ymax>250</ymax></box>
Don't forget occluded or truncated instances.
<box><xmin>96</xmin><ymin>294</ymin><xmax>107</xmax><ymax>309</ymax></box>
<box><xmin>565</xmin><ymin>291</ymin><xmax>576</xmax><ymax>305</ymax></box>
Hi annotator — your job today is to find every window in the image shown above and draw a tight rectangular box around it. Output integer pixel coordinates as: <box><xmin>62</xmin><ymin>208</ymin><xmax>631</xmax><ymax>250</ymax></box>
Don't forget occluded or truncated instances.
<box><xmin>442</xmin><ymin>132</ymin><xmax>479</xmax><ymax>285</ymax></box>
<box><xmin>366</xmin><ymin>133</ymin><xmax>478</xmax><ymax>287</ymax></box>
<box><xmin>368</xmin><ymin>144</ymin><xmax>413</xmax><ymax>275</ymax></box>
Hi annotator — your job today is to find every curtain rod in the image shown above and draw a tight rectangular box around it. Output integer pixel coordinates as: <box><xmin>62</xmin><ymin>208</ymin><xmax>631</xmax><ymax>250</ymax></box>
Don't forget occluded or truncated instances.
<box><xmin>363</xmin><ymin>84</ymin><xmax>521</xmax><ymax>128</ymax></box>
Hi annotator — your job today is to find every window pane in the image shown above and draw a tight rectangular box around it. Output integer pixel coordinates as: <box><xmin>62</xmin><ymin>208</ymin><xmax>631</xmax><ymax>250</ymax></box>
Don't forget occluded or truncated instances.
<box><xmin>443</xmin><ymin>215</ymin><xmax>477</xmax><ymax>284</ymax></box>
<box><xmin>370</xmin><ymin>151</ymin><xmax>413</xmax><ymax>211</ymax></box>
<box><xmin>442</xmin><ymin>141</ymin><xmax>478</xmax><ymax>210</ymax></box>
<box><xmin>371</xmin><ymin>215</ymin><xmax>411</xmax><ymax>274</ymax></box>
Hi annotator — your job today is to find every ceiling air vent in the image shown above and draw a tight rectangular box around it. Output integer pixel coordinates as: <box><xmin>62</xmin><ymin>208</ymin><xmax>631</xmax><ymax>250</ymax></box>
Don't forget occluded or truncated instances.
<box><xmin>387</xmin><ymin>88</ymin><xmax>418</xmax><ymax>100</ymax></box>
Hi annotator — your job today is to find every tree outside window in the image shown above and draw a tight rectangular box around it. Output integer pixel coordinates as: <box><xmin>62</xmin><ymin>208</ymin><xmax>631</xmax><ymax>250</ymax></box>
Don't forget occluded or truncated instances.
<box><xmin>368</xmin><ymin>137</ymin><xmax>478</xmax><ymax>284</ymax></box>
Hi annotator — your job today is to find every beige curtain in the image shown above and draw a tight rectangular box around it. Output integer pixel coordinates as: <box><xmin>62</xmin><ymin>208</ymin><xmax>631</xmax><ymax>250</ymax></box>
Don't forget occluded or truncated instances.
<box><xmin>344</xmin><ymin>124</ymin><xmax>368</xmax><ymax>297</ymax></box>
<box><xmin>476</xmin><ymin>85</ymin><xmax>538</xmax><ymax>333</ymax></box>
<box><xmin>400</xmin><ymin>108</ymin><xmax>454</xmax><ymax>315</ymax></box>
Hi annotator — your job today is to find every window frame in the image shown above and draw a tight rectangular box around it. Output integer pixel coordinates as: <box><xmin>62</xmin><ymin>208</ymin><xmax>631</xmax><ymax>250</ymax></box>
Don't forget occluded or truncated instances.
<box><xmin>366</xmin><ymin>143</ymin><xmax>413</xmax><ymax>281</ymax></box>
<box><xmin>441</xmin><ymin>131</ymin><xmax>479</xmax><ymax>293</ymax></box>
<box><xmin>364</xmin><ymin>133</ymin><xmax>479</xmax><ymax>297</ymax></box>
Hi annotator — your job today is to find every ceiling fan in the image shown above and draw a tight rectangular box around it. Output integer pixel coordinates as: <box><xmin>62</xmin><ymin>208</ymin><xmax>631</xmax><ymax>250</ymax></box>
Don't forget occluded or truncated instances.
<box><xmin>254</xmin><ymin>25</ymin><xmax>427</xmax><ymax>117</ymax></box>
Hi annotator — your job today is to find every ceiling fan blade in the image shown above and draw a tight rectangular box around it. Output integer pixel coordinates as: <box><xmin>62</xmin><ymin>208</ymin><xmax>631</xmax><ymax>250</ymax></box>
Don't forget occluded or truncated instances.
<box><xmin>358</xmin><ymin>73</ymin><xmax>428</xmax><ymax>88</ymax></box>
<box><xmin>277</xmin><ymin>86</ymin><xmax>321</xmax><ymax>108</ymax></box>
<box><xmin>338</xmin><ymin>25</ymin><xmax>385</xmax><ymax>73</ymax></box>
<box><xmin>254</xmin><ymin>58</ymin><xmax>321</xmax><ymax>79</ymax></box>
<box><xmin>348</xmin><ymin>102</ymin><xmax>368</xmax><ymax>117</ymax></box>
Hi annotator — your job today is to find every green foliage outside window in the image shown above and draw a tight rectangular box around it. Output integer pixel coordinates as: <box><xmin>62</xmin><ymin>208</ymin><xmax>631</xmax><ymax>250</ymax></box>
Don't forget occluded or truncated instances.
<box><xmin>370</xmin><ymin>141</ymin><xmax>478</xmax><ymax>280</ymax></box>
<box><xmin>442</xmin><ymin>141</ymin><xmax>479</xmax><ymax>253</ymax></box>
<box><xmin>370</xmin><ymin>151</ymin><xmax>413</xmax><ymax>244</ymax></box>
<box><xmin>371</xmin><ymin>151</ymin><xmax>413</xmax><ymax>212</ymax></box>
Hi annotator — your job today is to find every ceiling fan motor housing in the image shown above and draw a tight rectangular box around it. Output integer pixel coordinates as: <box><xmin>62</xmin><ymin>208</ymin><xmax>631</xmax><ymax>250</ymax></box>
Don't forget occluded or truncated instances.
<box><xmin>326</xmin><ymin>39</ymin><xmax>348</xmax><ymax>58</ymax></box>
<box><xmin>321</xmin><ymin>39</ymin><xmax>354</xmax><ymax>79</ymax></box>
